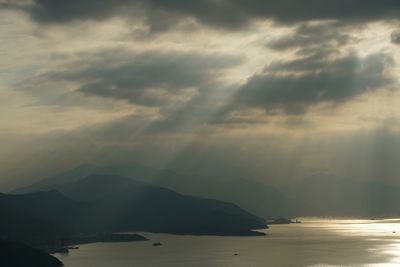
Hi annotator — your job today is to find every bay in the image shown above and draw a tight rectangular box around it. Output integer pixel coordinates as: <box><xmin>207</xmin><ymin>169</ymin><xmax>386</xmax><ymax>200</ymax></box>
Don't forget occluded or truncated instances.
<box><xmin>54</xmin><ymin>218</ymin><xmax>400</xmax><ymax>267</ymax></box>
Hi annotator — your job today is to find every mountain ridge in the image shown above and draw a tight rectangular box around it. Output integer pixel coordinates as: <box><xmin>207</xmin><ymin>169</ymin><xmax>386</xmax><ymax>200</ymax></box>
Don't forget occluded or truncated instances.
<box><xmin>13</xmin><ymin>163</ymin><xmax>307</xmax><ymax>218</ymax></box>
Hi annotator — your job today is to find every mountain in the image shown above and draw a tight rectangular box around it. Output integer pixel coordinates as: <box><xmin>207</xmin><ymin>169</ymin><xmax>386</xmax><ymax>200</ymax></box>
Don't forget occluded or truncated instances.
<box><xmin>13</xmin><ymin>164</ymin><xmax>102</xmax><ymax>194</ymax></box>
<box><xmin>284</xmin><ymin>174</ymin><xmax>400</xmax><ymax>217</ymax></box>
<box><xmin>12</xmin><ymin>163</ymin><xmax>163</xmax><ymax>195</ymax></box>
<box><xmin>3</xmin><ymin>174</ymin><xmax>266</xmax><ymax>241</ymax></box>
<box><xmin>0</xmin><ymin>239</ymin><xmax>63</xmax><ymax>267</ymax></box>
<box><xmin>153</xmin><ymin>173</ymin><xmax>309</xmax><ymax>218</ymax></box>
<box><xmin>13</xmin><ymin>163</ymin><xmax>306</xmax><ymax>218</ymax></box>
<box><xmin>52</xmin><ymin>174</ymin><xmax>267</xmax><ymax>235</ymax></box>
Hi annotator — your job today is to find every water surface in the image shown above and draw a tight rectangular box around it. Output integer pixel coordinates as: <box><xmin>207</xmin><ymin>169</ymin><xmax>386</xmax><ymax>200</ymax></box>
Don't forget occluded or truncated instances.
<box><xmin>55</xmin><ymin>218</ymin><xmax>400</xmax><ymax>267</ymax></box>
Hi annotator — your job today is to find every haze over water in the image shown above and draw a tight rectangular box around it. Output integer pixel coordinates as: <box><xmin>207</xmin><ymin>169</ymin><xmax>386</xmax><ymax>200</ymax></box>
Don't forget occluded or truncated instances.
<box><xmin>55</xmin><ymin>218</ymin><xmax>400</xmax><ymax>267</ymax></box>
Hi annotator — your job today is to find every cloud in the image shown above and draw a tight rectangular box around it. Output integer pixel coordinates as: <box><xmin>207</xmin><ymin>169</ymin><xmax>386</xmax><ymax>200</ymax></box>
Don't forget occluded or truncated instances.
<box><xmin>391</xmin><ymin>30</ymin><xmax>400</xmax><ymax>44</ymax></box>
<box><xmin>12</xmin><ymin>0</ymin><xmax>400</xmax><ymax>31</ymax></box>
<box><xmin>267</xmin><ymin>22</ymin><xmax>356</xmax><ymax>53</ymax></box>
<box><xmin>26</xmin><ymin>0</ymin><xmax>244</xmax><ymax>31</ymax></box>
<box><xmin>31</xmin><ymin>48</ymin><xmax>243</xmax><ymax>107</ymax></box>
<box><xmin>0</xmin><ymin>0</ymin><xmax>30</xmax><ymax>9</ymax></box>
<box><xmin>232</xmin><ymin>52</ymin><xmax>393</xmax><ymax>115</ymax></box>
<box><xmin>215</xmin><ymin>22</ymin><xmax>396</xmax><ymax>117</ymax></box>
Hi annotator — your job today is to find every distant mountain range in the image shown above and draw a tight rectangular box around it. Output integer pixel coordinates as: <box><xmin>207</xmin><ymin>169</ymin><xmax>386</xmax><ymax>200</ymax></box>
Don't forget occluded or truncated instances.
<box><xmin>13</xmin><ymin>163</ymin><xmax>307</xmax><ymax>218</ymax></box>
<box><xmin>284</xmin><ymin>174</ymin><xmax>400</xmax><ymax>217</ymax></box>
<box><xmin>13</xmin><ymin>163</ymin><xmax>400</xmax><ymax>218</ymax></box>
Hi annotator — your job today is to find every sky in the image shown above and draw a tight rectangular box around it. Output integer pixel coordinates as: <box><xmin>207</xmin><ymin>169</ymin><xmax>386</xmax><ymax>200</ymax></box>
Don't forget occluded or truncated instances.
<box><xmin>0</xmin><ymin>0</ymin><xmax>400</xmax><ymax>190</ymax></box>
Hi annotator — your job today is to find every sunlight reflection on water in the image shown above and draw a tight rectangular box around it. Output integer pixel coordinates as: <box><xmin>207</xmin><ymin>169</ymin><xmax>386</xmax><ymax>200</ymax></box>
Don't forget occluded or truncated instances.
<box><xmin>303</xmin><ymin>218</ymin><xmax>400</xmax><ymax>267</ymax></box>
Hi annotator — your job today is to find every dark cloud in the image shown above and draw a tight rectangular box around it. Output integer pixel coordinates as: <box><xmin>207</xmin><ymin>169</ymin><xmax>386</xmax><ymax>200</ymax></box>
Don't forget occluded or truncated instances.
<box><xmin>14</xmin><ymin>0</ymin><xmax>400</xmax><ymax>30</ymax></box>
<box><xmin>40</xmin><ymin>48</ymin><xmax>242</xmax><ymax>107</ymax></box>
<box><xmin>391</xmin><ymin>30</ymin><xmax>400</xmax><ymax>44</ymax></box>
<box><xmin>232</xmin><ymin>52</ymin><xmax>393</xmax><ymax>114</ymax></box>
<box><xmin>216</xmin><ymin>22</ymin><xmax>395</xmax><ymax>116</ymax></box>
<box><xmin>28</xmin><ymin>0</ymin><xmax>136</xmax><ymax>23</ymax></box>
<box><xmin>27</xmin><ymin>0</ymin><xmax>247</xmax><ymax>31</ymax></box>
<box><xmin>0</xmin><ymin>0</ymin><xmax>30</xmax><ymax>9</ymax></box>
<box><xmin>267</xmin><ymin>22</ymin><xmax>356</xmax><ymax>53</ymax></box>
<box><xmin>231</xmin><ymin>0</ymin><xmax>400</xmax><ymax>24</ymax></box>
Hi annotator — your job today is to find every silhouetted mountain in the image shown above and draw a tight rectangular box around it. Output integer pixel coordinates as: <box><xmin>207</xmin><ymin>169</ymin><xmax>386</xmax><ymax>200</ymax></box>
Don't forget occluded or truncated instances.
<box><xmin>14</xmin><ymin>163</ymin><xmax>307</xmax><ymax>218</ymax></box>
<box><xmin>154</xmin><ymin>173</ymin><xmax>309</xmax><ymax>218</ymax></box>
<box><xmin>4</xmin><ymin>174</ymin><xmax>266</xmax><ymax>241</ymax></box>
<box><xmin>55</xmin><ymin>174</ymin><xmax>267</xmax><ymax>235</ymax></box>
<box><xmin>55</xmin><ymin>174</ymin><xmax>150</xmax><ymax>202</ymax></box>
<box><xmin>13</xmin><ymin>164</ymin><xmax>101</xmax><ymax>194</ymax></box>
<box><xmin>284</xmin><ymin>174</ymin><xmax>400</xmax><ymax>217</ymax></box>
<box><xmin>0</xmin><ymin>239</ymin><xmax>63</xmax><ymax>267</ymax></box>
<box><xmin>13</xmin><ymin>163</ymin><xmax>155</xmax><ymax>195</ymax></box>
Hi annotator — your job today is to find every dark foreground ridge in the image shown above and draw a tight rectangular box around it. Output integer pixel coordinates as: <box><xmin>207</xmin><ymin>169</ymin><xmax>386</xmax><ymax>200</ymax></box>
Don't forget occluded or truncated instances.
<box><xmin>0</xmin><ymin>239</ymin><xmax>63</xmax><ymax>267</ymax></box>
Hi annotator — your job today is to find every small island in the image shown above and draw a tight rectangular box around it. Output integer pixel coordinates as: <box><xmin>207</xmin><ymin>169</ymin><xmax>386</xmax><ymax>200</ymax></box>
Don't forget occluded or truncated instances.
<box><xmin>72</xmin><ymin>233</ymin><xmax>148</xmax><ymax>244</ymax></box>
<box><xmin>267</xmin><ymin>218</ymin><xmax>301</xmax><ymax>225</ymax></box>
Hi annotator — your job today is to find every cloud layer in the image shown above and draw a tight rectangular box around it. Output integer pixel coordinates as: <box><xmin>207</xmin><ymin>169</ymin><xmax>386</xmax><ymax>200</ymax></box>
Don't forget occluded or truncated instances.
<box><xmin>7</xmin><ymin>0</ymin><xmax>400</xmax><ymax>31</ymax></box>
<box><xmin>39</xmin><ymin>49</ymin><xmax>242</xmax><ymax>107</ymax></box>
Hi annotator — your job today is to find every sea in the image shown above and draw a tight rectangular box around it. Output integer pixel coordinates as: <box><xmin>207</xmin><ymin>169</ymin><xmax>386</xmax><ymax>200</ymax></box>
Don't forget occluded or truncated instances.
<box><xmin>54</xmin><ymin>218</ymin><xmax>400</xmax><ymax>267</ymax></box>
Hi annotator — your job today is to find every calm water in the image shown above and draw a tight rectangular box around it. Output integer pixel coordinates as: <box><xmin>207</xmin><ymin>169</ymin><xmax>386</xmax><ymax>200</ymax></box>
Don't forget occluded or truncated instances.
<box><xmin>54</xmin><ymin>218</ymin><xmax>400</xmax><ymax>267</ymax></box>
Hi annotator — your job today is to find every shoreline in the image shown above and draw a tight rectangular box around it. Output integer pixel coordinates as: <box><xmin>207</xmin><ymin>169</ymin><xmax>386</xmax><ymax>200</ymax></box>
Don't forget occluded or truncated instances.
<box><xmin>45</xmin><ymin>233</ymin><xmax>148</xmax><ymax>254</ymax></box>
